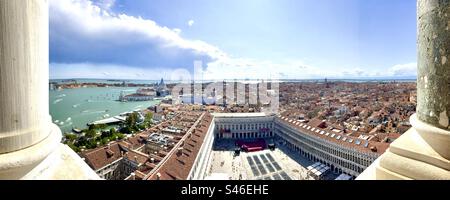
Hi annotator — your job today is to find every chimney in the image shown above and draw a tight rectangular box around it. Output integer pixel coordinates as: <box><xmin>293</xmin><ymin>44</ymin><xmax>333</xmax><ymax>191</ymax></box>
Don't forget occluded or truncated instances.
<box><xmin>156</xmin><ymin>173</ymin><xmax>161</xmax><ymax>180</ymax></box>
<box><xmin>134</xmin><ymin>156</ymin><xmax>138</xmax><ymax>162</ymax></box>
<box><xmin>150</xmin><ymin>158</ymin><xmax>155</xmax><ymax>163</ymax></box>
<box><xmin>130</xmin><ymin>173</ymin><xmax>135</xmax><ymax>180</ymax></box>
<box><xmin>177</xmin><ymin>147</ymin><xmax>184</xmax><ymax>157</ymax></box>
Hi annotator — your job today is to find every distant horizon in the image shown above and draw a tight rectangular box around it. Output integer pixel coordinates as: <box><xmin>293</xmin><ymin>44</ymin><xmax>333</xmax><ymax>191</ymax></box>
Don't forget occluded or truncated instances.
<box><xmin>50</xmin><ymin>76</ymin><xmax>417</xmax><ymax>82</ymax></box>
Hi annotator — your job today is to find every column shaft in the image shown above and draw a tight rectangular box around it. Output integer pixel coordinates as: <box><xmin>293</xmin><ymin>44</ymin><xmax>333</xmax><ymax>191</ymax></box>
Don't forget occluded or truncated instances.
<box><xmin>417</xmin><ymin>0</ymin><xmax>450</xmax><ymax>130</ymax></box>
<box><xmin>0</xmin><ymin>0</ymin><xmax>51</xmax><ymax>153</ymax></box>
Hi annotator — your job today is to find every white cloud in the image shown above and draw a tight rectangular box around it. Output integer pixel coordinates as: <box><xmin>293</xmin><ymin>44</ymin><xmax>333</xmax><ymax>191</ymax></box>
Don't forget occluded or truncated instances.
<box><xmin>173</xmin><ymin>28</ymin><xmax>182</xmax><ymax>34</ymax></box>
<box><xmin>188</xmin><ymin>20</ymin><xmax>195</xmax><ymax>27</ymax></box>
<box><xmin>387</xmin><ymin>63</ymin><xmax>417</xmax><ymax>77</ymax></box>
<box><xmin>93</xmin><ymin>0</ymin><xmax>115</xmax><ymax>10</ymax></box>
<box><xmin>203</xmin><ymin>59</ymin><xmax>332</xmax><ymax>80</ymax></box>
<box><xmin>49</xmin><ymin>0</ymin><xmax>417</xmax><ymax>80</ymax></box>
<box><xmin>50</xmin><ymin>0</ymin><xmax>226</xmax><ymax>68</ymax></box>
<box><xmin>50</xmin><ymin>63</ymin><xmax>175</xmax><ymax>80</ymax></box>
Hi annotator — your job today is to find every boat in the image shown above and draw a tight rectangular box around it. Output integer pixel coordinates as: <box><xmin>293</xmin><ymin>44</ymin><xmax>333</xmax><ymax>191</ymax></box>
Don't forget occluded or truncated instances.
<box><xmin>72</xmin><ymin>128</ymin><xmax>83</xmax><ymax>134</ymax></box>
<box><xmin>53</xmin><ymin>98</ymin><xmax>63</xmax><ymax>104</ymax></box>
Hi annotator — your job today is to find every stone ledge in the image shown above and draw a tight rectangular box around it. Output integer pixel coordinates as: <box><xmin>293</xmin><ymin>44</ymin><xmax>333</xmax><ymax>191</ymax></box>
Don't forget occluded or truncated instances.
<box><xmin>0</xmin><ymin>123</ymin><xmax>100</xmax><ymax>180</ymax></box>
<box><xmin>358</xmin><ymin>126</ymin><xmax>450</xmax><ymax>180</ymax></box>
<box><xmin>379</xmin><ymin>151</ymin><xmax>450</xmax><ymax>180</ymax></box>
<box><xmin>389</xmin><ymin>126</ymin><xmax>450</xmax><ymax>170</ymax></box>
<box><xmin>409</xmin><ymin>114</ymin><xmax>450</xmax><ymax>160</ymax></box>
<box><xmin>0</xmin><ymin>123</ymin><xmax>62</xmax><ymax>179</ymax></box>
<box><xmin>357</xmin><ymin>156</ymin><xmax>413</xmax><ymax>180</ymax></box>
<box><xmin>22</xmin><ymin>144</ymin><xmax>101</xmax><ymax>180</ymax></box>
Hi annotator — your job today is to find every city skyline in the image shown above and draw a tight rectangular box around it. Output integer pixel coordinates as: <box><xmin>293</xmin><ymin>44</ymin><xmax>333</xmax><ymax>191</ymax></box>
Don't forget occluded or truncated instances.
<box><xmin>49</xmin><ymin>0</ymin><xmax>417</xmax><ymax>80</ymax></box>
<box><xmin>1</xmin><ymin>0</ymin><xmax>450</xmax><ymax>184</ymax></box>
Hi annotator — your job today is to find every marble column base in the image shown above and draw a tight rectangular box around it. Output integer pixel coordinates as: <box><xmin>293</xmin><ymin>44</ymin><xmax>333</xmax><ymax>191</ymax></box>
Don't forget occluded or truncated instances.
<box><xmin>0</xmin><ymin>123</ymin><xmax>99</xmax><ymax>180</ymax></box>
<box><xmin>0</xmin><ymin>123</ymin><xmax>61</xmax><ymax>179</ymax></box>
<box><xmin>358</xmin><ymin>114</ymin><xmax>450</xmax><ymax>180</ymax></box>
<box><xmin>22</xmin><ymin>143</ymin><xmax>101</xmax><ymax>180</ymax></box>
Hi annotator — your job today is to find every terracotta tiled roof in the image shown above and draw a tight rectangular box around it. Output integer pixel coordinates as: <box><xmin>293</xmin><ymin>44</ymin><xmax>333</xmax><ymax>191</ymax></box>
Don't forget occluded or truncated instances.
<box><xmin>278</xmin><ymin>116</ymin><xmax>389</xmax><ymax>155</ymax></box>
<box><xmin>134</xmin><ymin>170</ymin><xmax>147</xmax><ymax>180</ymax></box>
<box><xmin>123</xmin><ymin>150</ymin><xmax>150</xmax><ymax>164</ymax></box>
<box><xmin>307</xmin><ymin>118</ymin><xmax>327</xmax><ymax>128</ymax></box>
<box><xmin>81</xmin><ymin>142</ymin><xmax>127</xmax><ymax>170</ymax></box>
<box><xmin>125</xmin><ymin>135</ymin><xmax>146</xmax><ymax>149</ymax></box>
<box><xmin>147</xmin><ymin>113</ymin><xmax>213</xmax><ymax>180</ymax></box>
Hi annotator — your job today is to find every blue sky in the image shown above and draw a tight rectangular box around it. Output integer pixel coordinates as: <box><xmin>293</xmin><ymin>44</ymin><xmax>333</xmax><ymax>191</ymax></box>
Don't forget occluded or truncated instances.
<box><xmin>49</xmin><ymin>0</ymin><xmax>418</xmax><ymax>80</ymax></box>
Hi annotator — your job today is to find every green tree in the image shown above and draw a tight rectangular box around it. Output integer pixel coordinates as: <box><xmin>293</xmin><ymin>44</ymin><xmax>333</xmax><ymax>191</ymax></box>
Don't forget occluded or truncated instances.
<box><xmin>117</xmin><ymin>133</ymin><xmax>125</xmax><ymax>140</ymax></box>
<box><xmin>85</xmin><ymin>129</ymin><xmax>97</xmax><ymax>139</ymax></box>
<box><xmin>99</xmin><ymin>124</ymin><xmax>107</xmax><ymax>130</ymax></box>
<box><xmin>75</xmin><ymin>136</ymin><xmax>88</xmax><ymax>147</ymax></box>
<box><xmin>88</xmin><ymin>124</ymin><xmax>98</xmax><ymax>130</ymax></box>
<box><xmin>86</xmin><ymin>140</ymin><xmax>98</xmax><ymax>149</ymax></box>
<box><xmin>121</xmin><ymin>126</ymin><xmax>133</xmax><ymax>134</ymax></box>
<box><xmin>145</xmin><ymin>112</ymin><xmax>153</xmax><ymax>122</ymax></box>
<box><xmin>138</xmin><ymin>123</ymin><xmax>146</xmax><ymax>130</ymax></box>
<box><xmin>68</xmin><ymin>143</ymin><xmax>80</xmax><ymax>153</ymax></box>
<box><xmin>126</xmin><ymin>112</ymin><xmax>137</xmax><ymax>126</ymax></box>
<box><xmin>65</xmin><ymin>133</ymin><xmax>77</xmax><ymax>141</ymax></box>
<box><xmin>125</xmin><ymin>112</ymin><xmax>139</xmax><ymax>132</ymax></box>
<box><xmin>101</xmin><ymin>137</ymin><xmax>109</xmax><ymax>145</ymax></box>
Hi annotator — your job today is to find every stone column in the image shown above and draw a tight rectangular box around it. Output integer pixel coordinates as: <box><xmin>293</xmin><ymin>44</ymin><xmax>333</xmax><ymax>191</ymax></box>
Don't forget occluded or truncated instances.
<box><xmin>0</xmin><ymin>0</ymin><xmax>62</xmax><ymax>179</ymax></box>
<box><xmin>357</xmin><ymin>0</ymin><xmax>450</xmax><ymax>180</ymax></box>
<box><xmin>416</xmin><ymin>0</ymin><xmax>450</xmax><ymax>158</ymax></box>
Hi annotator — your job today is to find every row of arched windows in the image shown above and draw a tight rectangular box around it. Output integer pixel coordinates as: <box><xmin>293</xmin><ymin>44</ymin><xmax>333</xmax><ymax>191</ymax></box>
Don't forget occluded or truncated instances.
<box><xmin>275</xmin><ymin>123</ymin><xmax>377</xmax><ymax>176</ymax></box>
<box><xmin>216</xmin><ymin>122</ymin><xmax>273</xmax><ymax>131</ymax></box>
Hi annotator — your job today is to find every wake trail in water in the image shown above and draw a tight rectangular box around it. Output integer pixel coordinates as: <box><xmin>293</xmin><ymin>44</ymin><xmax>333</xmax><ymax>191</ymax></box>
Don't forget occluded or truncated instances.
<box><xmin>81</xmin><ymin>110</ymin><xmax>109</xmax><ymax>115</ymax></box>
<box><xmin>53</xmin><ymin>98</ymin><xmax>63</xmax><ymax>104</ymax></box>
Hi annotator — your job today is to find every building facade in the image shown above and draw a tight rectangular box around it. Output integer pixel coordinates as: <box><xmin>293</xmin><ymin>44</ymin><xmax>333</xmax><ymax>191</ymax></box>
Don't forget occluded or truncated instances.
<box><xmin>208</xmin><ymin>113</ymin><xmax>383</xmax><ymax>178</ymax></box>
<box><xmin>119</xmin><ymin>92</ymin><xmax>154</xmax><ymax>102</ymax></box>
<box><xmin>275</xmin><ymin>117</ymin><xmax>379</xmax><ymax>178</ymax></box>
<box><xmin>213</xmin><ymin>113</ymin><xmax>275</xmax><ymax>139</ymax></box>
<box><xmin>188</xmin><ymin>118</ymin><xmax>216</xmax><ymax>180</ymax></box>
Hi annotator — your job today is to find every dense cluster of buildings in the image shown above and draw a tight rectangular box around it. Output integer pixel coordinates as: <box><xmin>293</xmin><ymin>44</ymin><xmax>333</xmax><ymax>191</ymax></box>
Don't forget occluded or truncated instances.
<box><xmin>81</xmin><ymin>109</ymin><xmax>214</xmax><ymax>180</ymax></box>
<box><xmin>119</xmin><ymin>88</ymin><xmax>156</xmax><ymax>102</ymax></box>
<box><xmin>119</xmin><ymin>79</ymin><xmax>171</xmax><ymax>102</ymax></box>
<box><xmin>279</xmin><ymin>81</ymin><xmax>416</xmax><ymax>140</ymax></box>
<box><xmin>77</xmin><ymin>81</ymin><xmax>417</xmax><ymax>180</ymax></box>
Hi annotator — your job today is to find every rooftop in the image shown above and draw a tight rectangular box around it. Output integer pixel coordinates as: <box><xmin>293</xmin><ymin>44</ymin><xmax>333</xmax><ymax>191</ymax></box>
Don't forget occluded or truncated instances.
<box><xmin>278</xmin><ymin>116</ymin><xmax>389</xmax><ymax>155</ymax></box>
<box><xmin>146</xmin><ymin>112</ymin><xmax>214</xmax><ymax>180</ymax></box>
<box><xmin>212</xmin><ymin>112</ymin><xmax>270</xmax><ymax>118</ymax></box>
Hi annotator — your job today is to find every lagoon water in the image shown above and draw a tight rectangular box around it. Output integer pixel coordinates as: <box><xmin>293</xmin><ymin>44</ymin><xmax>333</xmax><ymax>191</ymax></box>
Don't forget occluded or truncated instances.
<box><xmin>49</xmin><ymin>87</ymin><xmax>160</xmax><ymax>134</ymax></box>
